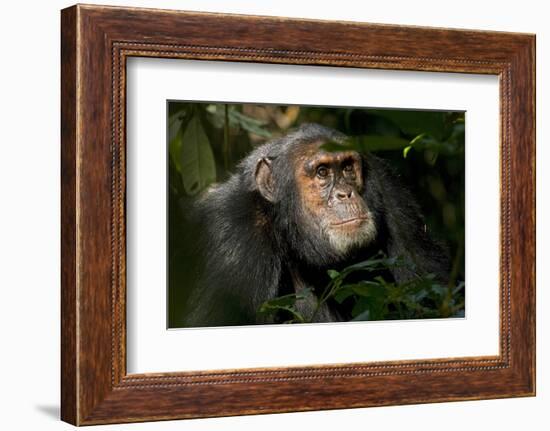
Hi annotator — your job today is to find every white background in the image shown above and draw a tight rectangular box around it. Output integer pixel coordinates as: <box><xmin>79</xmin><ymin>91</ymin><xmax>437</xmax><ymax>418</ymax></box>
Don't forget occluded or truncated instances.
<box><xmin>127</xmin><ymin>59</ymin><xmax>500</xmax><ymax>373</ymax></box>
<box><xmin>0</xmin><ymin>0</ymin><xmax>547</xmax><ymax>430</ymax></box>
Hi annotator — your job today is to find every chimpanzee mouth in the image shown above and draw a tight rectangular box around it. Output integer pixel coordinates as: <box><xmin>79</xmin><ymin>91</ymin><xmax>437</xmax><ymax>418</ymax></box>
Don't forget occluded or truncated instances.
<box><xmin>330</xmin><ymin>216</ymin><xmax>369</xmax><ymax>226</ymax></box>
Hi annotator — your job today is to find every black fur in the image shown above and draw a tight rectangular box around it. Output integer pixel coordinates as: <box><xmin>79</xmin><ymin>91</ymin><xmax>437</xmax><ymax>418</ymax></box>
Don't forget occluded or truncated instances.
<box><xmin>182</xmin><ymin>124</ymin><xmax>449</xmax><ymax>326</ymax></box>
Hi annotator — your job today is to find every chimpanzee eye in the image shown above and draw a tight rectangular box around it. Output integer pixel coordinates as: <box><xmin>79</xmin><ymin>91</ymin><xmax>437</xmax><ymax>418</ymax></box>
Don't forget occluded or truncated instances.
<box><xmin>343</xmin><ymin>164</ymin><xmax>354</xmax><ymax>173</ymax></box>
<box><xmin>316</xmin><ymin>165</ymin><xmax>329</xmax><ymax>178</ymax></box>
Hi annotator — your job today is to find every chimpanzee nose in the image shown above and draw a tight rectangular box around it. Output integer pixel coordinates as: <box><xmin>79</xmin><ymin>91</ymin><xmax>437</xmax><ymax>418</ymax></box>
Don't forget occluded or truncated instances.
<box><xmin>336</xmin><ymin>188</ymin><xmax>353</xmax><ymax>200</ymax></box>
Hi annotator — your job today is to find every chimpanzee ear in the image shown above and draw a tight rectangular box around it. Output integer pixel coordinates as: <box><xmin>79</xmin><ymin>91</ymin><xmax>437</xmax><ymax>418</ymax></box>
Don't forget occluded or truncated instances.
<box><xmin>255</xmin><ymin>157</ymin><xmax>276</xmax><ymax>202</ymax></box>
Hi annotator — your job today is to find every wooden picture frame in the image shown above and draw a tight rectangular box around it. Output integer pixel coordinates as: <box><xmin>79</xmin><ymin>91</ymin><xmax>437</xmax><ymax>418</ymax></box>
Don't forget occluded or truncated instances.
<box><xmin>61</xmin><ymin>4</ymin><xmax>535</xmax><ymax>425</ymax></box>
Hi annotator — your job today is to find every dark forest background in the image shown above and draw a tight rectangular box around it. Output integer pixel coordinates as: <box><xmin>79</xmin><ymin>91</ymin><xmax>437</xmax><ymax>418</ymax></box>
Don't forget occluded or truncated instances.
<box><xmin>168</xmin><ymin>102</ymin><xmax>465</xmax><ymax>328</ymax></box>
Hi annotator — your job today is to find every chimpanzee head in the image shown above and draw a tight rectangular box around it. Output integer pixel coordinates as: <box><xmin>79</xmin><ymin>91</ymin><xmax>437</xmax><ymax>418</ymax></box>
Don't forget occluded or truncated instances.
<box><xmin>250</xmin><ymin>124</ymin><xmax>378</xmax><ymax>267</ymax></box>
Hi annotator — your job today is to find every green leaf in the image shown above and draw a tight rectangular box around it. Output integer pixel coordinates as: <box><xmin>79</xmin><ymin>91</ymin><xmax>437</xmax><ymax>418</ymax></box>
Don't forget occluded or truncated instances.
<box><xmin>257</xmin><ymin>292</ymin><xmax>308</xmax><ymax>323</ymax></box>
<box><xmin>206</xmin><ymin>104</ymin><xmax>273</xmax><ymax>138</ymax></box>
<box><xmin>230</xmin><ymin>110</ymin><xmax>272</xmax><ymax>138</ymax></box>
<box><xmin>332</xmin><ymin>285</ymin><xmax>355</xmax><ymax>304</ymax></box>
<box><xmin>403</xmin><ymin>145</ymin><xmax>413</xmax><ymax>158</ymax></box>
<box><xmin>351</xmin><ymin>296</ymin><xmax>386</xmax><ymax>321</ymax></box>
<box><xmin>179</xmin><ymin>116</ymin><xmax>216</xmax><ymax>196</ymax></box>
<box><xmin>260</xmin><ymin>293</ymin><xmax>299</xmax><ymax>309</ymax></box>
<box><xmin>168</xmin><ymin>113</ymin><xmax>183</xmax><ymax>143</ymax></box>
<box><xmin>409</xmin><ymin>132</ymin><xmax>428</xmax><ymax>146</ymax></box>
<box><xmin>351</xmin><ymin>282</ymin><xmax>387</xmax><ymax>299</ymax></box>
<box><xmin>327</xmin><ymin>269</ymin><xmax>340</xmax><ymax>279</ymax></box>
<box><xmin>339</xmin><ymin>255</ymin><xmax>401</xmax><ymax>275</ymax></box>
<box><xmin>351</xmin><ymin>308</ymin><xmax>371</xmax><ymax>321</ymax></box>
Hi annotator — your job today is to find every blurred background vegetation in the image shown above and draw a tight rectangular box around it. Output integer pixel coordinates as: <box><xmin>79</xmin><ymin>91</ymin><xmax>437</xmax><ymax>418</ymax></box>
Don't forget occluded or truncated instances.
<box><xmin>168</xmin><ymin>102</ymin><xmax>465</xmax><ymax>328</ymax></box>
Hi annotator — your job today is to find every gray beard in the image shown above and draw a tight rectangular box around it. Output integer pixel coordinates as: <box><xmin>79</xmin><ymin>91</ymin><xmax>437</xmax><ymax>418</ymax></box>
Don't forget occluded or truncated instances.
<box><xmin>322</xmin><ymin>209</ymin><xmax>377</xmax><ymax>257</ymax></box>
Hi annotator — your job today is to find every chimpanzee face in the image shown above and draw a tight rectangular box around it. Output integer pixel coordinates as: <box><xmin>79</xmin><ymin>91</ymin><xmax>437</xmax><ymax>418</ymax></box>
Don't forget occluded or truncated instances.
<box><xmin>254</xmin><ymin>140</ymin><xmax>378</xmax><ymax>259</ymax></box>
<box><xmin>293</xmin><ymin>142</ymin><xmax>377</xmax><ymax>256</ymax></box>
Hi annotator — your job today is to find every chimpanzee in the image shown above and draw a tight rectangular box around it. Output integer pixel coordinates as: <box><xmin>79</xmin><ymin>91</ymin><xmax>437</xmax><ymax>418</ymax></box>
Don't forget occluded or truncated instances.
<box><xmin>181</xmin><ymin>123</ymin><xmax>449</xmax><ymax>327</ymax></box>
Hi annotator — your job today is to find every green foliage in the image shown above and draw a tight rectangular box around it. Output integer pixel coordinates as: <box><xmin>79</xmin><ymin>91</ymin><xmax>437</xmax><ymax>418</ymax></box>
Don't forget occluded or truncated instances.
<box><xmin>257</xmin><ymin>254</ymin><xmax>465</xmax><ymax>323</ymax></box>
<box><xmin>257</xmin><ymin>290</ymin><xmax>313</xmax><ymax>323</ymax></box>
<box><xmin>179</xmin><ymin>116</ymin><xmax>216</xmax><ymax>195</ymax></box>
<box><xmin>370</xmin><ymin>109</ymin><xmax>448</xmax><ymax>140</ymax></box>
<box><xmin>168</xmin><ymin>103</ymin><xmax>274</xmax><ymax>197</ymax></box>
<box><xmin>207</xmin><ymin>104</ymin><xmax>273</xmax><ymax>139</ymax></box>
<box><xmin>322</xmin><ymin>111</ymin><xmax>464</xmax><ymax>165</ymax></box>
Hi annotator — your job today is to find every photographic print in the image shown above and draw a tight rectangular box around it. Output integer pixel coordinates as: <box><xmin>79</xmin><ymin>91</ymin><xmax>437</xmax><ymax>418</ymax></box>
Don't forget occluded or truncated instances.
<box><xmin>61</xmin><ymin>6</ymin><xmax>535</xmax><ymax>423</ymax></box>
<box><xmin>168</xmin><ymin>102</ymin><xmax>465</xmax><ymax>328</ymax></box>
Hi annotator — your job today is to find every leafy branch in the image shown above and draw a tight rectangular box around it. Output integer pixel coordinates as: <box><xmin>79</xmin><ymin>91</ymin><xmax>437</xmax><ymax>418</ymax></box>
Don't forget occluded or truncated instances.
<box><xmin>257</xmin><ymin>253</ymin><xmax>465</xmax><ymax>324</ymax></box>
